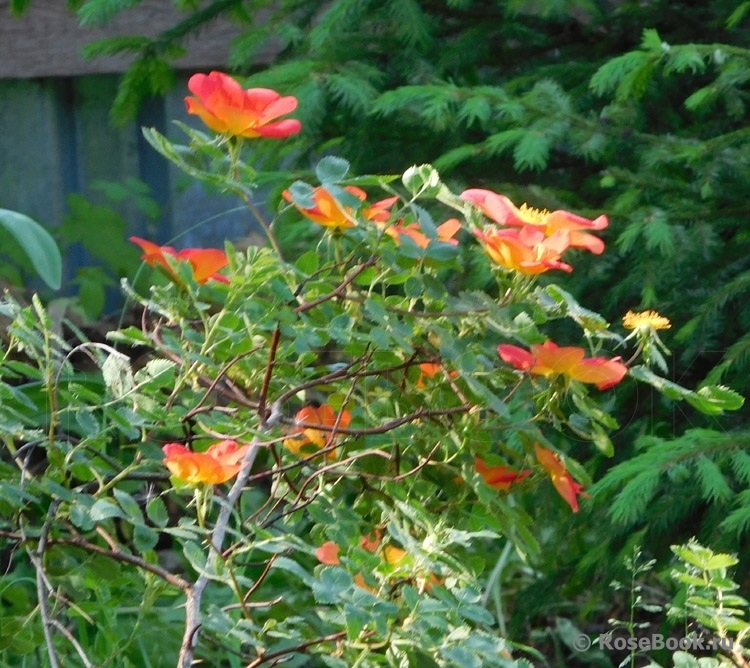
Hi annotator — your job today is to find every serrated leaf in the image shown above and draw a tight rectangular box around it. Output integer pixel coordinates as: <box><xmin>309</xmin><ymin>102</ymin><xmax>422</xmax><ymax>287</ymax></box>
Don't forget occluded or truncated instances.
<box><xmin>133</xmin><ymin>524</ymin><xmax>159</xmax><ymax>552</ymax></box>
<box><xmin>315</xmin><ymin>156</ymin><xmax>350</xmax><ymax>184</ymax></box>
<box><xmin>146</xmin><ymin>496</ymin><xmax>169</xmax><ymax>528</ymax></box>
<box><xmin>704</xmin><ymin>553</ymin><xmax>739</xmax><ymax>570</ymax></box>
<box><xmin>687</xmin><ymin>385</ymin><xmax>745</xmax><ymax>415</ymax></box>
<box><xmin>102</xmin><ymin>353</ymin><xmax>135</xmax><ymax>399</ymax></box>
<box><xmin>672</xmin><ymin>651</ymin><xmax>700</xmax><ymax>668</ymax></box>
<box><xmin>312</xmin><ymin>567</ymin><xmax>353</xmax><ymax>604</ymax></box>
<box><xmin>182</xmin><ymin>540</ymin><xmax>207</xmax><ymax>572</ymax></box>
<box><xmin>113</xmin><ymin>489</ymin><xmax>144</xmax><ymax>523</ymax></box>
<box><xmin>462</xmin><ymin>375</ymin><xmax>509</xmax><ymax>417</ymax></box>
<box><xmin>90</xmin><ymin>499</ymin><xmax>125</xmax><ymax>522</ymax></box>
<box><xmin>76</xmin><ymin>408</ymin><xmax>100</xmax><ymax>436</ymax></box>
<box><xmin>402</xmin><ymin>164</ymin><xmax>442</xmax><ymax>197</ymax></box>
<box><xmin>672</xmin><ymin>545</ymin><xmax>710</xmax><ymax>569</ymax></box>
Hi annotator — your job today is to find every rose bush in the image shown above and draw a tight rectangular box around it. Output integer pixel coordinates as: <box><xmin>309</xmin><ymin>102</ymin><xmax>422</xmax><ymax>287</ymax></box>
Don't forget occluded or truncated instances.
<box><xmin>0</xmin><ymin>71</ymin><xmax>743</xmax><ymax>668</ymax></box>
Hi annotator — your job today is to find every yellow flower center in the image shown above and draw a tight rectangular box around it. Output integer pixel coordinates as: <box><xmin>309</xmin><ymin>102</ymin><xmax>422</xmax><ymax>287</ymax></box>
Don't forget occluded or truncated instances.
<box><xmin>518</xmin><ymin>203</ymin><xmax>550</xmax><ymax>225</ymax></box>
<box><xmin>622</xmin><ymin>310</ymin><xmax>671</xmax><ymax>331</ymax></box>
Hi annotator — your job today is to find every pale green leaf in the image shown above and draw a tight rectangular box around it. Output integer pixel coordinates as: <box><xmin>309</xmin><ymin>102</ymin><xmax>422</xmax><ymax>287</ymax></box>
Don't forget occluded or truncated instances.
<box><xmin>0</xmin><ymin>209</ymin><xmax>62</xmax><ymax>290</ymax></box>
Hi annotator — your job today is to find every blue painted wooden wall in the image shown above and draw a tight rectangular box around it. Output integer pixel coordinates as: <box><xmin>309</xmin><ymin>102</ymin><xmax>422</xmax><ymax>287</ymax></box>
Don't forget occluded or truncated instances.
<box><xmin>0</xmin><ymin>73</ymin><xmax>264</xmax><ymax>295</ymax></box>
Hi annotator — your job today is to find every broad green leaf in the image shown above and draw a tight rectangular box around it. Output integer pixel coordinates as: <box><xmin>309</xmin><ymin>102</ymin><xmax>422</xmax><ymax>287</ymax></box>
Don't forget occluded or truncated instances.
<box><xmin>69</xmin><ymin>501</ymin><xmax>95</xmax><ymax>531</ymax></box>
<box><xmin>90</xmin><ymin>498</ymin><xmax>126</xmax><ymax>522</ymax></box>
<box><xmin>315</xmin><ymin>155</ymin><xmax>350</xmax><ymax>183</ymax></box>
<box><xmin>672</xmin><ymin>544</ymin><xmax>712</xmax><ymax>568</ymax></box>
<box><xmin>0</xmin><ymin>209</ymin><xmax>62</xmax><ymax>289</ymax></box>
<box><xmin>312</xmin><ymin>567</ymin><xmax>353</xmax><ymax>604</ymax></box>
<box><xmin>146</xmin><ymin>496</ymin><xmax>170</xmax><ymax>528</ymax></box>
<box><xmin>295</xmin><ymin>250</ymin><xmax>320</xmax><ymax>275</ymax></box>
<box><xmin>114</xmin><ymin>488</ymin><xmax>144</xmax><ymax>523</ymax></box>
<box><xmin>289</xmin><ymin>181</ymin><xmax>315</xmax><ymax>209</ymax></box>
<box><xmin>271</xmin><ymin>556</ymin><xmax>316</xmax><ymax>586</ymax></box>
<box><xmin>133</xmin><ymin>524</ymin><xmax>160</xmax><ymax>552</ymax></box>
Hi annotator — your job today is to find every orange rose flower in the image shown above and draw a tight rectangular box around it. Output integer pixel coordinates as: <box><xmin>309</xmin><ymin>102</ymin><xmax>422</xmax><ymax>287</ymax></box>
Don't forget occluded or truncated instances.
<box><xmin>283</xmin><ymin>185</ymin><xmax>368</xmax><ymax>231</ymax></box>
<box><xmin>315</xmin><ymin>532</ymin><xmax>412</xmax><ymax>592</ymax></box>
<box><xmin>534</xmin><ymin>444</ymin><xmax>589</xmax><ymax>512</ymax></box>
<box><xmin>498</xmin><ymin>340</ymin><xmax>628</xmax><ymax>390</ymax></box>
<box><xmin>475</xmin><ymin>457</ymin><xmax>531</xmax><ymax>491</ymax></box>
<box><xmin>162</xmin><ymin>440</ymin><xmax>251</xmax><ymax>485</ymax></box>
<box><xmin>316</xmin><ymin>541</ymin><xmax>342</xmax><ymax>565</ymax></box>
<box><xmin>363</xmin><ymin>196</ymin><xmax>400</xmax><ymax>224</ymax></box>
<box><xmin>130</xmin><ymin>237</ymin><xmax>229</xmax><ymax>284</ymax></box>
<box><xmin>462</xmin><ymin>189</ymin><xmax>607</xmax><ymax>254</ymax></box>
<box><xmin>387</xmin><ymin>218</ymin><xmax>461</xmax><ymax>249</ymax></box>
<box><xmin>185</xmin><ymin>71</ymin><xmax>301</xmax><ymax>139</ymax></box>
<box><xmin>283</xmin><ymin>404</ymin><xmax>352</xmax><ymax>458</ymax></box>
<box><xmin>474</xmin><ymin>226</ymin><xmax>573</xmax><ymax>275</ymax></box>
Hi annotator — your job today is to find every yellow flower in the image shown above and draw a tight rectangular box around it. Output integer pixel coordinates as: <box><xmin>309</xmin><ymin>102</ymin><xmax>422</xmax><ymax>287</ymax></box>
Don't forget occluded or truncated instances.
<box><xmin>622</xmin><ymin>310</ymin><xmax>671</xmax><ymax>331</ymax></box>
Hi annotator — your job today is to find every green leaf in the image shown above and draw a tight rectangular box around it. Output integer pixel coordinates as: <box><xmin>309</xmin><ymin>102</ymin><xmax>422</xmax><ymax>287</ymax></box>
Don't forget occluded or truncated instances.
<box><xmin>704</xmin><ymin>553</ymin><xmax>739</xmax><ymax>570</ymax></box>
<box><xmin>133</xmin><ymin>524</ymin><xmax>160</xmax><ymax>552</ymax></box>
<box><xmin>686</xmin><ymin>385</ymin><xmax>745</xmax><ymax>415</ymax></box>
<box><xmin>727</xmin><ymin>1</ymin><xmax>750</xmax><ymax>28</ymax></box>
<box><xmin>146</xmin><ymin>496</ymin><xmax>170</xmax><ymax>528</ymax></box>
<box><xmin>672</xmin><ymin>651</ymin><xmax>700</xmax><ymax>668</ymax></box>
<box><xmin>295</xmin><ymin>250</ymin><xmax>320</xmax><ymax>275</ymax></box>
<box><xmin>102</xmin><ymin>353</ymin><xmax>135</xmax><ymax>399</ymax></box>
<box><xmin>90</xmin><ymin>499</ymin><xmax>126</xmax><ymax>522</ymax></box>
<box><xmin>76</xmin><ymin>408</ymin><xmax>101</xmax><ymax>436</ymax></box>
<box><xmin>0</xmin><ymin>209</ymin><xmax>62</xmax><ymax>289</ymax></box>
<box><xmin>271</xmin><ymin>556</ymin><xmax>316</xmax><ymax>586</ymax></box>
<box><xmin>684</xmin><ymin>85</ymin><xmax>718</xmax><ymax>112</ymax></box>
<box><xmin>9</xmin><ymin>0</ymin><xmax>33</xmax><ymax>17</ymax></box>
<box><xmin>312</xmin><ymin>567</ymin><xmax>354</xmax><ymax>604</ymax></box>
<box><xmin>113</xmin><ymin>488</ymin><xmax>144</xmax><ymax>524</ymax></box>
<box><xmin>315</xmin><ymin>156</ymin><xmax>350</xmax><ymax>184</ymax></box>
<box><xmin>286</xmin><ymin>180</ymin><xmax>316</xmax><ymax>209</ymax></box>
<box><xmin>402</xmin><ymin>164</ymin><xmax>442</xmax><ymax>197</ymax></box>
<box><xmin>69</xmin><ymin>501</ymin><xmax>95</xmax><ymax>531</ymax></box>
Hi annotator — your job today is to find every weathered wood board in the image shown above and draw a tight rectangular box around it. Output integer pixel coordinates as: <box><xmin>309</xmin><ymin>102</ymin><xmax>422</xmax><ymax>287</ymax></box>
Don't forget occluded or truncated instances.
<box><xmin>0</xmin><ymin>0</ymin><xmax>255</xmax><ymax>78</ymax></box>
